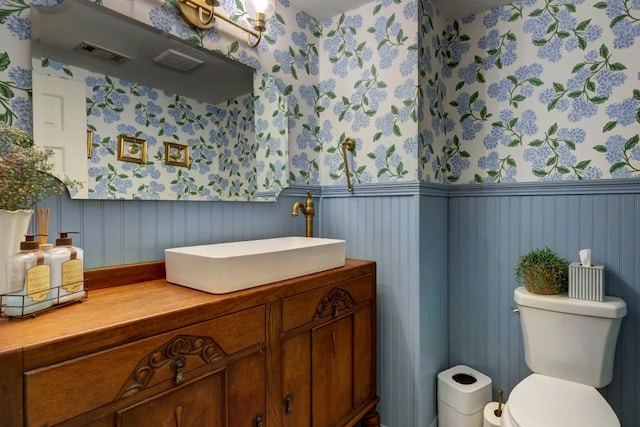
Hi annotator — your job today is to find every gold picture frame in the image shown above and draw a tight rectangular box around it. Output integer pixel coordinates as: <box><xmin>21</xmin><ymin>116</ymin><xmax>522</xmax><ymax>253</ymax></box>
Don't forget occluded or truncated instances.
<box><xmin>87</xmin><ymin>130</ymin><xmax>93</xmax><ymax>158</ymax></box>
<box><xmin>164</xmin><ymin>141</ymin><xmax>190</xmax><ymax>168</ymax></box>
<box><xmin>117</xmin><ymin>135</ymin><xmax>147</xmax><ymax>164</ymax></box>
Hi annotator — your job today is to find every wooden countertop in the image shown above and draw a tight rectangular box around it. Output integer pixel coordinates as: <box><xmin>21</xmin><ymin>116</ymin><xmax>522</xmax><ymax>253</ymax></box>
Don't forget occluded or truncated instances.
<box><xmin>0</xmin><ymin>258</ymin><xmax>375</xmax><ymax>370</ymax></box>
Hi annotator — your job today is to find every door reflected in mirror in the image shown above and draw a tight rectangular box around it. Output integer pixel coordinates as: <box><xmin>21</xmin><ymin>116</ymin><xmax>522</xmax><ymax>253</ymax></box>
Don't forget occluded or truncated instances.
<box><xmin>30</xmin><ymin>0</ymin><xmax>288</xmax><ymax>201</ymax></box>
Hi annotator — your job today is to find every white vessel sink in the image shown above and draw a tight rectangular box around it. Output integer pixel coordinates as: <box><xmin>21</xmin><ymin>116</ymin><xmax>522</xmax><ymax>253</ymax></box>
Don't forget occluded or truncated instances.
<box><xmin>164</xmin><ymin>237</ymin><xmax>346</xmax><ymax>294</ymax></box>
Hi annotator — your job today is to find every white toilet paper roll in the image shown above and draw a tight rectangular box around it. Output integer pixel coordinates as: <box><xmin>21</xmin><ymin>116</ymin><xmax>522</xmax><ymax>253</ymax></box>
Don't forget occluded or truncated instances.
<box><xmin>483</xmin><ymin>401</ymin><xmax>503</xmax><ymax>427</ymax></box>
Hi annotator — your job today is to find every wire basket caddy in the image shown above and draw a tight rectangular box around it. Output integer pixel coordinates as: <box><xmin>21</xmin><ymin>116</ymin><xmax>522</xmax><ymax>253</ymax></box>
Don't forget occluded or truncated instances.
<box><xmin>1</xmin><ymin>280</ymin><xmax>88</xmax><ymax>319</ymax></box>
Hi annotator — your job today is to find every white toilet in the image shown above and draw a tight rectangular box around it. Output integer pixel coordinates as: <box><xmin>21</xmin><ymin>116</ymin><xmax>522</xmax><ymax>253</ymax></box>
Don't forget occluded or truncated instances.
<box><xmin>502</xmin><ymin>286</ymin><xmax>627</xmax><ymax>427</ymax></box>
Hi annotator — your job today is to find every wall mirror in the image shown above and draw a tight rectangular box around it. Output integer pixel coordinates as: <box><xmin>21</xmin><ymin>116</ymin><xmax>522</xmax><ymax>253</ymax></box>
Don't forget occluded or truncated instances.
<box><xmin>30</xmin><ymin>0</ymin><xmax>288</xmax><ymax>201</ymax></box>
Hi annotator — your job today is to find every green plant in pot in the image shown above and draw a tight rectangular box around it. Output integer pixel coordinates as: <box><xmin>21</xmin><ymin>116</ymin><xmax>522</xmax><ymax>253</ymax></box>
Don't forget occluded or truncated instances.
<box><xmin>515</xmin><ymin>247</ymin><xmax>568</xmax><ymax>295</ymax></box>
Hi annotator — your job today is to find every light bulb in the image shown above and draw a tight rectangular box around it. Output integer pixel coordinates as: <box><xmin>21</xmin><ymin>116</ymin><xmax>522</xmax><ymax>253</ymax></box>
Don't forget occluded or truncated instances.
<box><xmin>247</xmin><ymin>0</ymin><xmax>274</xmax><ymax>16</ymax></box>
<box><xmin>253</xmin><ymin>0</ymin><xmax>268</xmax><ymax>13</ymax></box>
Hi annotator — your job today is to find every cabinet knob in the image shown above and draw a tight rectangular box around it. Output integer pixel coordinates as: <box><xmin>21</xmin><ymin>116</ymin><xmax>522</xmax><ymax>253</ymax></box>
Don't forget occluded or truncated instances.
<box><xmin>284</xmin><ymin>393</ymin><xmax>293</xmax><ymax>415</ymax></box>
<box><xmin>172</xmin><ymin>356</ymin><xmax>186</xmax><ymax>385</ymax></box>
<box><xmin>254</xmin><ymin>412</ymin><xmax>264</xmax><ymax>427</ymax></box>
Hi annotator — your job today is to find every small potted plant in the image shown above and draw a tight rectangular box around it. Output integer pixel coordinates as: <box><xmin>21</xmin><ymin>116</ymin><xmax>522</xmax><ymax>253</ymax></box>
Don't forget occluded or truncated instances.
<box><xmin>515</xmin><ymin>247</ymin><xmax>568</xmax><ymax>295</ymax></box>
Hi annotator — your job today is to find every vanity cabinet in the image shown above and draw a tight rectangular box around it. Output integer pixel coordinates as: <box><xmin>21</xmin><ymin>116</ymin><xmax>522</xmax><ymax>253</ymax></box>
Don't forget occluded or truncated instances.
<box><xmin>281</xmin><ymin>277</ymin><xmax>375</xmax><ymax>427</ymax></box>
<box><xmin>0</xmin><ymin>258</ymin><xmax>378</xmax><ymax>427</ymax></box>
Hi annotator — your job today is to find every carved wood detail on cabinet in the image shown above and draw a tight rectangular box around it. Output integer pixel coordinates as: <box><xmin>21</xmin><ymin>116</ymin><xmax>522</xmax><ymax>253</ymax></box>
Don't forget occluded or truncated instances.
<box><xmin>117</xmin><ymin>334</ymin><xmax>226</xmax><ymax>399</ymax></box>
<box><xmin>117</xmin><ymin>350</ymin><xmax>266</xmax><ymax>427</ymax></box>
<box><xmin>0</xmin><ymin>258</ymin><xmax>378</xmax><ymax>427</ymax></box>
<box><xmin>312</xmin><ymin>287</ymin><xmax>355</xmax><ymax>320</ymax></box>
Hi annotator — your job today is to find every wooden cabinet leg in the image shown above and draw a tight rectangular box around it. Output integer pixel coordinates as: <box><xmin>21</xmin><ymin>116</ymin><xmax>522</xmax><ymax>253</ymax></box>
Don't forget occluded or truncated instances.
<box><xmin>360</xmin><ymin>407</ymin><xmax>381</xmax><ymax>427</ymax></box>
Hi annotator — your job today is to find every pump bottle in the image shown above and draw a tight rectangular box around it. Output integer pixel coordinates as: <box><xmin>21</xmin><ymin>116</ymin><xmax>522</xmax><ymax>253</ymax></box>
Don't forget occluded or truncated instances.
<box><xmin>50</xmin><ymin>232</ymin><xmax>85</xmax><ymax>304</ymax></box>
<box><xmin>3</xmin><ymin>235</ymin><xmax>53</xmax><ymax>316</ymax></box>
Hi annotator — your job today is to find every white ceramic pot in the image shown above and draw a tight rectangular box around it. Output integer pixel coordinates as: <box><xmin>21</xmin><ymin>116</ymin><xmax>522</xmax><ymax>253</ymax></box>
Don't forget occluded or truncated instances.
<box><xmin>0</xmin><ymin>209</ymin><xmax>33</xmax><ymax>294</ymax></box>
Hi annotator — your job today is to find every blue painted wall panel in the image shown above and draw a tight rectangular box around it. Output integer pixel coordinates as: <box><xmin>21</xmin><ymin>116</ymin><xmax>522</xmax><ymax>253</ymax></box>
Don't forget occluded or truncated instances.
<box><xmin>81</xmin><ymin>201</ymin><xmax>105</xmax><ymax>268</ymax></box>
<box><xmin>140</xmin><ymin>201</ymin><xmax>160</xmax><ymax>262</ymax></box>
<box><xmin>101</xmin><ymin>202</ymin><xmax>123</xmax><ymax>266</ymax></box>
<box><xmin>418</xmin><ymin>195</ymin><xmax>448</xmax><ymax>426</ymax></box>
<box><xmin>320</xmin><ymin>195</ymin><xmax>422</xmax><ymax>426</ymax></box>
<box><xmin>448</xmin><ymin>193</ymin><xmax>640</xmax><ymax>427</ymax></box>
<box><xmin>321</xmin><ymin>194</ymin><xmax>448</xmax><ymax>427</ymax></box>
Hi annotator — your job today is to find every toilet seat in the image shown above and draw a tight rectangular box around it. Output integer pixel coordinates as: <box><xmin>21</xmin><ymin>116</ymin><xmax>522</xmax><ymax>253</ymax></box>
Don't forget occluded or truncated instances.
<box><xmin>505</xmin><ymin>374</ymin><xmax>619</xmax><ymax>427</ymax></box>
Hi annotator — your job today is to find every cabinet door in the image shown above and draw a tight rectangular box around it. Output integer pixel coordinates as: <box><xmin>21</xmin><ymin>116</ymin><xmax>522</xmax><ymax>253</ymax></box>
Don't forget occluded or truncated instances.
<box><xmin>281</xmin><ymin>279</ymin><xmax>375</xmax><ymax>427</ymax></box>
<box><xmin>282</xmin><ymin>309</ymin><xmax>373</xmax><ymax>427</ymax></box>
<box><xmin>118</xmin><ymin>371</ymin><xmax>224</xmax><ymax>426</ymax></box>
<box><xmin>227</xmin><ymin>351</ymin><xmax>266</xmax><ymax>427</ymax></box>
<box><xmin>282</xmin><ymin>333</ymin><xmax>312</xmax><ymax>427</ymax></box>
<box><xmin>118</xmin><ymin>350</ymin><xmax>266</xmax><ymax>427</ymax></box>
<box><xmin>312</xmin><ymin>316</ymin><xmax>354</xmax><ymax>426</ymax></box>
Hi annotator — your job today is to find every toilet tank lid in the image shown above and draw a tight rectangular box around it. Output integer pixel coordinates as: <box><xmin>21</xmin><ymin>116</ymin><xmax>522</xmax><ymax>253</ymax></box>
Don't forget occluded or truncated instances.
<box><xmin>514</xmin><ymin>287</ymin><xmax>626</xmax><ymax>318</ymax></box>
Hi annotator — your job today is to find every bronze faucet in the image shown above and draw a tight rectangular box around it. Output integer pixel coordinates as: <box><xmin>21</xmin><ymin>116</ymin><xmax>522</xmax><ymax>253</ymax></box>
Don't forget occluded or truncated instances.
<box><xmin>291</xmin><ymin>191</ymin><xmax>315</xmax><ymax>237</ymax></box>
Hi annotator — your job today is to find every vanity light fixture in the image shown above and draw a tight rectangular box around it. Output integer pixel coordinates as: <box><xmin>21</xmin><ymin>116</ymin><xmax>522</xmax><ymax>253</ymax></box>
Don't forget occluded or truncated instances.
<box><xmin>176</xmin><ymin>0</ymin><xmax>275</xmax><ymax>47</ymax></box>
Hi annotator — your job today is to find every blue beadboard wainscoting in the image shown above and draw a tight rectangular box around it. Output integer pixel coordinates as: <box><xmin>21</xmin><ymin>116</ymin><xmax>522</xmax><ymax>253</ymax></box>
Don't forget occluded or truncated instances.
<box><xmin>320</xmin><ymin>186</ymin><xmax>449</xmax><ymax>427</ymax></box>
<box><xmin>448</xmin><ymin>180</ymin><xmax>640</xmax><ymax>427</ymax></box>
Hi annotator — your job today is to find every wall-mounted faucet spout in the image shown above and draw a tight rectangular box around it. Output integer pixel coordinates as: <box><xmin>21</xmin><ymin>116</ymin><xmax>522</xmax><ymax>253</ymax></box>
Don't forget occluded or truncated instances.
<box><xmin>341</xmin><ymin>137</ymin><xmax>356</xmax><ymax>192</ymax></box>
<box><xmin>291</xmin><ymin>191</ymin><xmax>315</xmax><ymax>237</ymax></box>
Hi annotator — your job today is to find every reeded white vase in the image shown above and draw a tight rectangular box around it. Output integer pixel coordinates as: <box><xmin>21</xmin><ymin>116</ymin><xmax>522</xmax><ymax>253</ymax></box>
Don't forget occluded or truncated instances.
<box><xmin>0</xmin><ymin>209</ymin><xmax>33</xmax><ymax>295</ymax></box>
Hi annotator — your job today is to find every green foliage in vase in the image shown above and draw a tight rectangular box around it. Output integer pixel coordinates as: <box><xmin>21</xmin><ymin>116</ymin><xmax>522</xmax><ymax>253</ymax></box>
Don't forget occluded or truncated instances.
<box><xmin>0</xmin><ymin>124</ymin><xmax>73</xmax><ymax>210</ymax></box>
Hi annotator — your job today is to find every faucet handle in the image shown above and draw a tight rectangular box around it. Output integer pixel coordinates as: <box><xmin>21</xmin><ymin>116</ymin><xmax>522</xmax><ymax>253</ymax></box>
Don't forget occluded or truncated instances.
<box><xmin>305</xmin><ymin>191</ymin><xmax>314</xmax><ymax>208</ymax></box>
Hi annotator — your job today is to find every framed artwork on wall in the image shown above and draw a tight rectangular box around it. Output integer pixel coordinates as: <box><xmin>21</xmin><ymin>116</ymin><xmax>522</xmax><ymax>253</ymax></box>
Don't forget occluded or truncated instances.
<box><xmin>87</xmin><ymin>130</ymin><xmax>93</xmax><ymax>158</ymax></box>
<box><xmin>117</xmin><ymin>135</ymin><xmax>147</xmax><ymax>164</ymax></box>
<box><xmin>164</xmin><ymin>141</ymin><xmax>190</xmax><ymax>168</ymax></box>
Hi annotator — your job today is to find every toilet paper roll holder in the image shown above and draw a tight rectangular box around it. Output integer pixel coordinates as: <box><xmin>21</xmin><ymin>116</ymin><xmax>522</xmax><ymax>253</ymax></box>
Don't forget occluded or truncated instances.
<box><xmin>494</xmin><ymin>389</ymin><xmax>504</xmax><ymax>417</ymax></box>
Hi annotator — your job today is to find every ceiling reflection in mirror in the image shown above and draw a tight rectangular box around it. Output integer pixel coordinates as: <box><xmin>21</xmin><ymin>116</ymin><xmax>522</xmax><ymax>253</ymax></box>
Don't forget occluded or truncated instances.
<box><xmin>30</xmin><ymin>0</ymin><xmax>288</xmax><ymax>201</ymax></box>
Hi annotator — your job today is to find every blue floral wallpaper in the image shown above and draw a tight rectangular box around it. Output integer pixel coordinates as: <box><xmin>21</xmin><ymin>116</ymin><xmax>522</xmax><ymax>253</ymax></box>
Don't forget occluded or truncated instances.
<box><xmin>316</xmin><ymin>1</ymin><xmax>421</xmax><ymax>185</ymax></box>
<box><xmin>419</xmin><ymin>0</ymin><xmax>448</xmax><ymax>182</ymax></box>
<box><xmin>1</xmin><ymin>0</ymin><xmax>639</xmax><ymax>196</ymax></box>
<box><xmin>423</xmin><ymin>0</ymin><xmax>640</xmax><ymax>183</ymax></box>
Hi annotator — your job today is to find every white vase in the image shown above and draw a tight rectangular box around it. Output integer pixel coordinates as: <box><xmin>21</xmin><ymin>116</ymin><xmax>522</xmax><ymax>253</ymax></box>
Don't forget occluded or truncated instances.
<box><xmin>0</xmin><ymin>209</ymin><xmax>33</xmax><ymax>295</ymax></box>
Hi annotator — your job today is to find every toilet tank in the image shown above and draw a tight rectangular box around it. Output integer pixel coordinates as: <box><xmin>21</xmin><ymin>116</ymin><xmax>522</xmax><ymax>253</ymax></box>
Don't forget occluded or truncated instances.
<box><xmin>514</xmin><ymin>287</ymin><xmax>626</xmax><ymax>388</ymax></box>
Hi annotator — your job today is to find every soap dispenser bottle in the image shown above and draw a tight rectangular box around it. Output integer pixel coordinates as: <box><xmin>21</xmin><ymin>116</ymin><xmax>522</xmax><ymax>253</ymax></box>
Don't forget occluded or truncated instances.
<box><xmin>3</xmin><ymin>234</ymin><xmax>53</xmax><ymax>316</ymax></box>
<box><xmin>50</xmin><ymin>232</ymin><xmax>85</xmax><ymax>304</ymax></box>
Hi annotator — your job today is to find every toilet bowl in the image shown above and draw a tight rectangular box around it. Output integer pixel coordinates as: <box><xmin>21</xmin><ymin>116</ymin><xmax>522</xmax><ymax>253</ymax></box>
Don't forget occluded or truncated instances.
<box><xmin>500</xmin><ymin>374</ymin><xmax>619</xmax><ymax>427</ymax></box>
